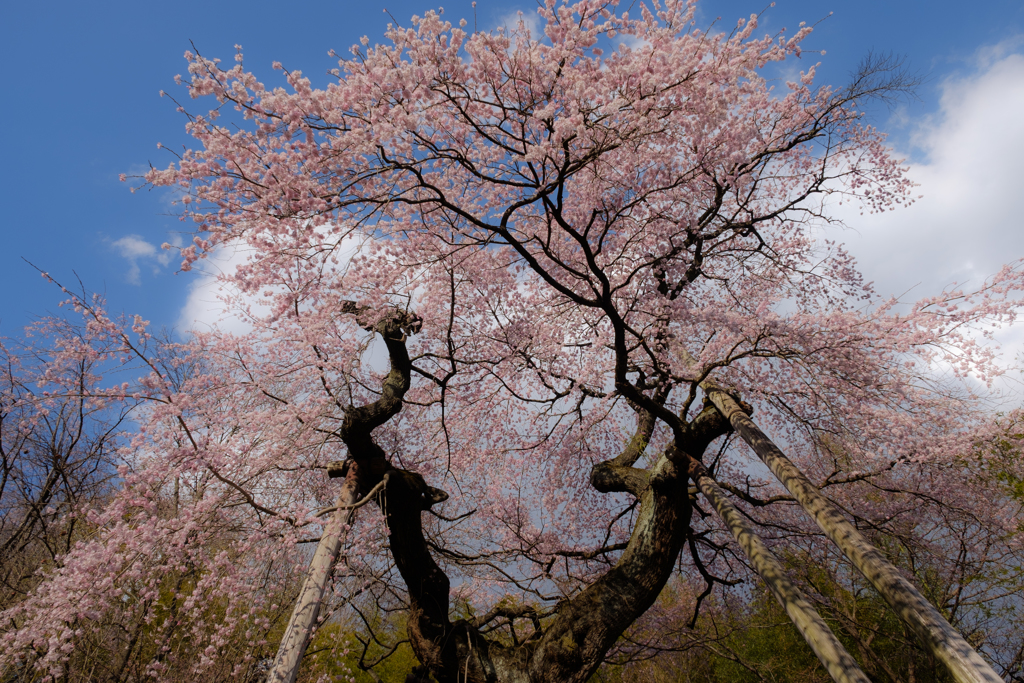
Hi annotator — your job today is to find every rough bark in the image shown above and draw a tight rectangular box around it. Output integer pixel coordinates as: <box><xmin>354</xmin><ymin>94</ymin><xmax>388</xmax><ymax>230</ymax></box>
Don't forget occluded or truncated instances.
<box><xmin>268</xmin><ymin>307</ymin><xmax>423</xmax><ymax>683</ymax></box>
<box><xmin>274</xmin><ymin>310</ymin><xmax>905</xmax><ymax>683</ymax></box>
<box><xmin>267</xmin><ymin>468</ymin><xmax>361</xmax><ymax>683</ymax></box>
<box><xmin>383</xmin><ymin>449</ymin><xmax>700</xmax><ymax>683</ymax></box>
<box><xmin>528</xmin><ymin>453</ymin><xmax>691</xmax><ymax>683</ymax></box>
<box><xmin>277</xmin><ymin>307</ymin><xmax>881</xmax><ymax>683</ymax></box>
<box><xmin>385</xmin><ymin>469</ymin><xmax>529</xmax><ymax>683</ymax></box>
<box><xmin>381</xmin><ymin>396</ymin><xmax>735</xmax><ymax>682</ymax></box>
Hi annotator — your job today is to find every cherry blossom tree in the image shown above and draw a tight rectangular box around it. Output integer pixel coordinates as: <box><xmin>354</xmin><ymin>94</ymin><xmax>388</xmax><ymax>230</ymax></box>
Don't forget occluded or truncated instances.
<box><xmin>3</xmin><ymin>1</ymin><xmax>1024</xmax><ymax>682</ymax></box>
<box><xmin>0</xmin><ymin>313</ymin><xmax>133</xmax><ymax>610</ymax></box>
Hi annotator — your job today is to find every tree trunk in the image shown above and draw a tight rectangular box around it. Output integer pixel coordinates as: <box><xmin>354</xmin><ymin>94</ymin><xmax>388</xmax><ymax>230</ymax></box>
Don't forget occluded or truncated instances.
<box><xmin>268</xmin><ymin>306</ymin><xmax>422</xmax><ymax>683</ymax></box>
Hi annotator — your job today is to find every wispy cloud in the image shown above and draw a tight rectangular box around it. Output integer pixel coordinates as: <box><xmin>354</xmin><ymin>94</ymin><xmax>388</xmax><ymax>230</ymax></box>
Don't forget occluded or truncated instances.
<box><xmin>177</xmin><ymin>230</ymin><xmax>364</xmax><ymax>336</ymax></box>
<box><xmin>176</xmin><ymin>242</ymin><xmax>264</xmax><ymax>335</ymax></box>
<box><xmin>496</xmin><ymin>8</ymin><xmax>543</xmax><ymax>39</ymax></box>
<box><xmin>110</xmin><ymin>234</ymin><xmax>179</xmax><ymax>284</ymax></box>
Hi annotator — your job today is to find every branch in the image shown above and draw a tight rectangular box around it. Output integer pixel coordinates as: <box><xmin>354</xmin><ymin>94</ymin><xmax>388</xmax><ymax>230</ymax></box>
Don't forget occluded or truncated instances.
<box><xmin>316</xmin><ymin>474</ymin><xmax>389</xmax><ymax>517</ymax></box>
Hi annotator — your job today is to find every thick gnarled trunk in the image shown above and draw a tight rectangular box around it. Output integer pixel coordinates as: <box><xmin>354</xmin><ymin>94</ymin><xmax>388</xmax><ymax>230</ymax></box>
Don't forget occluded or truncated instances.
<box><xmin>383</xmin><ymin>453</ymin><xmax>697</xmax><ymax>683</ymax></box>
<box><xmin>274</xmin><ymin>307</ymin><xmax>964</xmax><ymax>683</ymax></box>
<box><xmin>527</xmin><ymin>456</ymin><xmax>691</xmax><ymax>683</ymax></box>
<box><xmin>384</xmin><ymin>401</ymin><xmax>734</xmax><ymax>683</ymax></box>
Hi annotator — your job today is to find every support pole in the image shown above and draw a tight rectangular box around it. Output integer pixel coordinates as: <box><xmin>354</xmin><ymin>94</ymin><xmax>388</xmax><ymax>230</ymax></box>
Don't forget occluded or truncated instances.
<box><xmin>690</xmin><ymin>462</ymin><xmax>872</xmax><ymax>683</ymax></box>
<box><xmin>267</xmin><ymin>463</ymin><xmax>367</xmax><ymax>683</ymax></box>
<box><xmin>705</xmin><ymin>387</ymin><xmax>1003</xmax><ymax>683</ymax></box>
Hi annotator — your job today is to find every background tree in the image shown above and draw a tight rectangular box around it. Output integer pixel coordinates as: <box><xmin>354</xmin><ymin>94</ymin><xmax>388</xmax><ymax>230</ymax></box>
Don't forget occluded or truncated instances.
<box><xmin>3</xmin><ymin>1</ymin><xmax>1024</xmax><ymax>682</ymax></box>
<box><xmin>0</xmin><ymin>309</ymin><xmax>135</xmax><ymax>610</ymax></box>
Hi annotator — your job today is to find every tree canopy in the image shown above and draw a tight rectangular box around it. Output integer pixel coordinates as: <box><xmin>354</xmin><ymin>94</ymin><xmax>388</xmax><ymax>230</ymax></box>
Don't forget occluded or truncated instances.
<box><xmin>3</xmin><ymin>2</ymin><xmax>1023</xmax><ymax>682</ymax></box>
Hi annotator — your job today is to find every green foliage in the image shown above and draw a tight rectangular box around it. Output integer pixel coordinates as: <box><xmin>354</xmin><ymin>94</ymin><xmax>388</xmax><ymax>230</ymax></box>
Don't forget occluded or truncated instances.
<box><xmin>593</xmin><ymin>552</ymin><xmax>967</xmax><ymax>683</ymax></box>
<box><xmin>710</xmin><ymin>589</ymin><xmax>828</xmax><ymax>683</ymax></box>
<box><xmin>299</xmin><ymin>605</ymin><xmax>419</xmax><ymax>683</ymax></box>
<box><xmin>301</xmin><ymin>624</ymin><xmax>419</xmax><ymax>683</ymax></box>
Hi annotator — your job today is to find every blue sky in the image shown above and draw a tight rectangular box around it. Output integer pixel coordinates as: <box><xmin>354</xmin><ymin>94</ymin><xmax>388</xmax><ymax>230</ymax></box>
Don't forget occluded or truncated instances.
<box><xmin>2</xmin><ymin>0</ymin><xmax>1023</xmax><ymax>338</ymax></box>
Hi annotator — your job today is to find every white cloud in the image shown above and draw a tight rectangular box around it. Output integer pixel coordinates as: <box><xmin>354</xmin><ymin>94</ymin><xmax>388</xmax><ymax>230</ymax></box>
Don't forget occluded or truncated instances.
<box><xmin>110</xmin><ymin>235</ymin><xmax>167</xmax><ymax>285</ymax></box>
<box><xmin>971</xmin><ymin>35</ymin><xmax>1024</xmax><ymax>71</ymax></box>
<box><xmin>176</xmin><ymin>243</ymin><xmax>264</xmax><ymax>335</ymax></box>
<box><xmin>496</xmin><ymin>8</ymin><xmax>543</xmax><ymax>40</ymax></box>
<box><xmin>827</xmin><ymin>43</ymin><xmax>1024</xmax><ymax>390</ymax></box>
<box><xmin>177</xmin><ymin>230</ymin><xmax>365</xmax><ymax>338</ymax></box>
<box><xmin>111</xmin><ymin>235</ymin><xmax>157</xmax><ymax>259</ymax></box>
<box><xmin>176</xmin><ymin>235</ymin><xmax>394</xmax><ymax>374</ymax></box>
<box><xmin>833</xmin><ymin>46</ymin><xmax>1024</xmax><ymax>301</ymax></box>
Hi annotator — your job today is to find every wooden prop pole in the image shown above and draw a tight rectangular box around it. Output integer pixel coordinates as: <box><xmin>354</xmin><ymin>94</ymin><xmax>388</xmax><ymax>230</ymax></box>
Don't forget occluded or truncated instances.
<box><xmin>267</xmin><ymin>464</ymin><xmax>386</xmax><ymax>683</ymax></box>
<box><xmin>704</xmin><ymin>387</ymin><xmax>1002</xmax><ymax>683</ymax></box>
<box><xmin>691</xmin><ymin>461</ymin><xmax>872</xmax><ymax>683</ymax></box>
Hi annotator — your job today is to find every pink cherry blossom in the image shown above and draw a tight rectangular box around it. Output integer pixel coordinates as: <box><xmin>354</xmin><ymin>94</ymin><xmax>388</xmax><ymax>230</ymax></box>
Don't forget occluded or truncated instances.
<box><xmin>4</xmin><ymin>2</ymin><xmax>1023</xmax><ymax>682</ymax></box>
